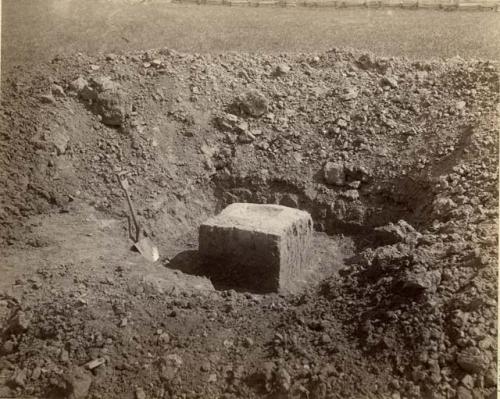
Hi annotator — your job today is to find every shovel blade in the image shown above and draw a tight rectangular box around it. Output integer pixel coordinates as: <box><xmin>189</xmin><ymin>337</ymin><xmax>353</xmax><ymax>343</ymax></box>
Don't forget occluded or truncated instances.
<box><xmin>133</xmin><ymin>238</ymin><xmax>160</xmax><ymax>262</ymax></box>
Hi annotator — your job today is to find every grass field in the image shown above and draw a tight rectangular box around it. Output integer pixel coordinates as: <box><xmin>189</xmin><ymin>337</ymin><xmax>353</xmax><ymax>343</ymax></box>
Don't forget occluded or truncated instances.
<box><xmin>2</xmin><ymin>0</ymin><xmax>500</xmax><ymax>74</ymax></box>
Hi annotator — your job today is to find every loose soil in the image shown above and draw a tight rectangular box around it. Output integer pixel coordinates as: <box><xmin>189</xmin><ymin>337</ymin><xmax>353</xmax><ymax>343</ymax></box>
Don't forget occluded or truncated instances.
<box><xmin>0</xmin><ymin>47</ymin><xmax>498</xmax><ymax>399</ymax></box>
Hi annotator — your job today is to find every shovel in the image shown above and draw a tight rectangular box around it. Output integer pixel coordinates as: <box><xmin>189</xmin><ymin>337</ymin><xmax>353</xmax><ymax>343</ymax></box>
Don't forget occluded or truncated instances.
<box><xmin>116</xmin><ymin>173</ymin><xmax>159</xmax><ymax>262</ymax></box>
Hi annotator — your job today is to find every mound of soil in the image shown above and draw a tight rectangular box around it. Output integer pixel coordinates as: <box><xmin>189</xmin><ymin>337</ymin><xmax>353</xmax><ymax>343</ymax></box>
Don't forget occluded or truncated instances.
<box><xmin>0</xmin><ymin>48</ymin><xmax>498</xmax><ymax>399</ymax></box>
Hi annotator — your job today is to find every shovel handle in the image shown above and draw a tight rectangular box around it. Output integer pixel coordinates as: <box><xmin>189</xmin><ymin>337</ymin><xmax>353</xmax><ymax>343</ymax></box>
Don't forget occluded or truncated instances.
<box><xmin>116</xmin><ymin>173</ymin><xmax>142</xmax><ymax>242</ymax></box>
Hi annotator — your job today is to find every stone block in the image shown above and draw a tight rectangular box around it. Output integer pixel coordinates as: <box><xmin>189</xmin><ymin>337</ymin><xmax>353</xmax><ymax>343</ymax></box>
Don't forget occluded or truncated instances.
<box><xmin>199</xmin><ymin>203</ymin><xmax>313</xmax><ymax>292</ymax></box>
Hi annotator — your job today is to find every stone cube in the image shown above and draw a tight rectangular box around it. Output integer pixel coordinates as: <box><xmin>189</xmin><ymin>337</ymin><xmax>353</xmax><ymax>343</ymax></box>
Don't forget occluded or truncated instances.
<box><xmin>199</xmin><ymin>203</ymin><xmax>313</xmax><ymax>292</ymax></box>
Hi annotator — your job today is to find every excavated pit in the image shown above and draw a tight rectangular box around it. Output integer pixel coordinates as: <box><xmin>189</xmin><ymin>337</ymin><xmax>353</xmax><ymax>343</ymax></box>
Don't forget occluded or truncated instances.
<box><xmin>0</xmin><ymin>48</ymin><xmax>497</xmax><ymax>399</ymax></box>
<box><xmin>161</xmin><ymin>169</ymin><xmax>436</xmax><ymax>294</ymax></box>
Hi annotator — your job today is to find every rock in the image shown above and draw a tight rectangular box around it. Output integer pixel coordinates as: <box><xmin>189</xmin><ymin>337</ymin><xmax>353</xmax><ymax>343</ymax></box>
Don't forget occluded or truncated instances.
<box><xmin>456</xmin><ymin>386</ymin><xmax>473</xmax><ymax>399</ymax></box>
<box><xmin>374</xmin><ymin>220</ymin><xmax>418</xmax><ymax>245</ymax></box>
<box><xmin>339</xmin><ymin>189</ymin><xmax>359</xmax><ymax>201</ymax></box>
<box><xmin>60</xmin><ymin>349</ymin><xmax>70</xmax><ymax>362</ymax></box>
<box><xmin>69</xmin><ymin>77</ymin><xmax>88</xmax><ymax>92</ymax></box>
<box><xmin>456</xmin><ymin>101</ymin><xmax>466</xmax><ymax>110</ymax></box>
<box><xmin>84</xmin><ymin>358</ymin><xmax>105</xmax><ymax>370</ymax></box>
<box><xmin>79</xmin><ymin>84</ymin><xmax>97</xmax><ymax>101</ymax></box>
<box><xmin>428</xmin><ymin>361</ymin><xmax>441</xmax><ymax>384</ymax></box>
<box><xmin>463</xmin><ymin>248</ymin><xmax>489</xmax><ymax>269</ymax></box>
<box><xmin>1</xmin><ymin>340</ymin><xmax>15</xmax><ymax>355</ymax></box>
<box><xmin>90</xmin><ymin>76</ymin><xmax>120</xmax><ymax>92</ymax></box>
<box><xmin>46</xmin><ymin>127</ymin><xmax>70</xmax><ymax>155</ymax></box>
<box><xmin>336</xmin><ymin>118</ymin><xmax>348</xmax><ymax>128</ymax></box>
<box><xmin>200</xmin><ymin>361</ymin><xmax>211</xmax><ymax>372</ymax></box>
<box><xmin>151</xmin><ymin>59</ymin><xmax>162</xmax><ymax>68</ymax></box>
<box><xmin>262</xmin><ymin>362</ymin><xmax>275</xmax><ymax>391</ymax></box>
<box><xmin>381</xmin><ymin>76</ymin><xmax>398</xmax><ymax>89</ymax></box>
<box><xmin>63</xmin><ymin>367</ymin><xmax>92</xmax><ymax>399</ymax></box>
<box><xmin>398</xmin><ymin>267</ymin><xmax>441</xmax><ymax>296</ymax></box>
<box><xmin>135</xmin><ymin>387</ymin><xmax>146</xmax><ymax>399</ymax></box>
<box><xmin>95</xmin><ymin>90</ymin><xmax>129</xmax><ymax>126</ymax></box>
<box><xmin>237</xmin><ymin>130</ymin><xmax>255</xmax><ymax>143</ymax></box>
<box><xmin>225</xmin><ymin>113</ymin><xmax>239</xmax><ymax>123</ymax></box>
<box><xmin>461</xmin><ymin>374</ymin><xmax>475</xmax><ymax>389</ymax></box>
<box><xmin>243</xmin><ymin>337</ymin><xmax>254</xmax><ymax>347</ymax></box>
<box><xmin>51</xmin><ymin>84</ymin><xmax>66</xmax><ymax>97</ymax></box>
<box><xmin>191</xmin><ymin>85</ymin><xmax>200</xmax><ymax>95</ymax></box>
<box><xmin>0</xmin><ymin>301</ymin><xmax>10</xmax><ymax>326</ymax></box>
<box><xmin>484</xmin><ymin>368</ymin><xmax>496</xmax><ymax>387</ymax></box>
<box><xmin>160</xmin><ymin>365</ymin><xmax>177</xmax><ymax>381</ymax></box>
<box><xmin>433</xmin><ymin>197</ymin><xmax>457</xmax><ymax>218</ymax></box>
<box><xmin>217</xmin><ymin>114</ymin><xmax>238</xmax><ymax>130</ymax></box>
<box><xmin>457</xmin><ymin>347</ymin><xmax>488</xmax><ymax>374</ymax></box>
<box><xmin>329</xmin><ymin>197</ymin><xmax>366</xmax><ymax>225</ymax></box>
<box><xmin>160</xmin><ymin>354</ymin><xmax>183</xmax><ymax>381</ymax></box>
<box><xmin>235</xmin><ymin>89</ymin><xmax>268</xmax><ymax>117</ymax></box>
<box><xmin>32</xmin><ymin>366</ymin><xmax>42</xmax><ymax>380</ymax></box>
<box><xmin>78</xmin><ymin>76</ymin><xmax>122</xmax><ymax>105</ymax></box>
<box><xmin>5</xmin><ymin>310</ymin><xmax>30</xmax><ymax>335</ymax></box>
<box><xmin>342</xmin><ymin>87</ymin><xmax>359</xmax><ymax>101</ymax></box>
<box><xmin>39</xmin><ymin>94</ymin><xmax>56</xmax><ymax>104</ymax></box>
<box><xmin>207</xmin><ymin>373</ymin><xmax>217</xmax><ymax>383</ymax></box>
<box><xmin>158</xmin><ymin>332</ymin><xmax>170</xmax><ymax>344</ymax></box>
<box><xmin>478</xmin><ymin>336</ymin><xmax>494</xmax><ymax>350</ymax></box>
<box><xmin>357</xmin><ymin>54</ymin><xmax>376</xmax><ymax>70</ymax></box>
<box><xmin>321</xmin><ymin>333</ymin><xmax>331</xmax><ymax>344</ymax></box>
<box><xmin>276</xmin><ymin>367</ymin><xmax>291</xmax><ymax>392</ymax></box>
<box><xmin>8</xmin><ymin>368</ymin><xmax>27</xmax><ymax>388</ymax></box>
<box><xmin>141</xmin><ymin>275</ymin><xmax>175</xmax><ymax>295</ymax></box>
<box><xmin>345</xmin><ymin>163</ymin><xmax>371</xmax><ymax>182</ymax></box>
<box><xmin>165</xmin><ymin>354</ymin><xmax>183</xmax><ymax>368</ymax></box>
<box><xmin>275</xmin><ymin>64</ymin><xmax>291</xmax><ymax>76</ymax></box>
<box><xmin>235</xmin><ymin>121</ymin><xmax>249</xmax><ymax>133</ymax></box>
<box><xmin>324</xmin><ymin>162</ymin><xmax>345</xmax><ymax>186</ymax></box>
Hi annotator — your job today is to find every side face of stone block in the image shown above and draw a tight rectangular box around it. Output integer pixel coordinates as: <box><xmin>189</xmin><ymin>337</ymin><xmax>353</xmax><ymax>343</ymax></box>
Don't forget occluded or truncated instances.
<box><xmin>279</xmin><ymin>216</ymin><xmax>313</xmax><ymax>290</ymax></box>
<box><xmin>198</xmin><ymin>203</ymin><xmax>313</xmax><ymax>293</ymax></box>
<box><xmin>199</xmin><ymin>224</ymin><xmax>281</xmax><ymax>292</ymax></box>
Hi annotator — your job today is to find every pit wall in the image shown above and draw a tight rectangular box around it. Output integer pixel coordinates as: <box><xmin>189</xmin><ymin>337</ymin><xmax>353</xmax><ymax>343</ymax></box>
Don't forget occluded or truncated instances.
<box><xmin>211</xmin><ymin>171</ymin><xmax>436</xmax><ymax>239</ymax></box>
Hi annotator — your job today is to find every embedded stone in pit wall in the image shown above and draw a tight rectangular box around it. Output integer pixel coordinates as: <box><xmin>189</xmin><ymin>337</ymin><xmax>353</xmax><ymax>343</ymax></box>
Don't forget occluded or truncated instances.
<box><xmin>324</xmin><ymin>161</ymin><xmax>345</xmax><ymax>186</ymax></box>
<box><xmin>199</xmin><ymin>203</ymin><xmax>313</xmax><ymax>293</ymax></box>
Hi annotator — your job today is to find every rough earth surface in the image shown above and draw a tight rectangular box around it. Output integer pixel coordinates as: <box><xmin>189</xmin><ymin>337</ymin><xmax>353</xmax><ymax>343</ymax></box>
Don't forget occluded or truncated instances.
<box><xmin>0</xmin><ymin>48</ymin><xmax>498</xmax><ymax>399</ymax></box>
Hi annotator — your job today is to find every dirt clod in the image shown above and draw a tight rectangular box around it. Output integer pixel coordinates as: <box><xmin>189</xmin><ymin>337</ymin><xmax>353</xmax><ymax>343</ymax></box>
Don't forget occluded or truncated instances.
<box><xmin>234</xmin><ymin>89</ymin><xmax>268</xmax><ymax>117</ymax></box>
<box><xmin>457</xmin><ymin>347</ymin><xmax>489</xmax><ymax>374</ymax></box>
<box><xmin>63</xmin><ymin>367</ymin><xmax>92</xmax><ymax>399</ymax></box>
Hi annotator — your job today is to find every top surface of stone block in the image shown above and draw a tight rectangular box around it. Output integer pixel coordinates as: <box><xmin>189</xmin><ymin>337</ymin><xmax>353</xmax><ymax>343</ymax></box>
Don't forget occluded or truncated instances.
<box><xmin>203</xmin><ymin>203</ymin><xmax>311</xmax><ymax>235</ymax></box>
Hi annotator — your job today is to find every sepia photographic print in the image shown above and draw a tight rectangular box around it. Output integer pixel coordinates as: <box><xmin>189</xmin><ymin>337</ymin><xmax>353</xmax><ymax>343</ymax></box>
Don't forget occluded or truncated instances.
<box><xmin>0</xmin><ymin>0</ymin><xmax>498</xmax><ymax>398</ymax></box>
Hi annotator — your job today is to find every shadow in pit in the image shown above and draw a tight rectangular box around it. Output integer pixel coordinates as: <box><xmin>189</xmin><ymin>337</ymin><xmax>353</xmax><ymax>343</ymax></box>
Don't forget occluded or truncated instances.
<box><xmin>166</xmin><ymin>250</ymin><xmax>275</xmax><ymax>294</ymax></box>
<box><xmin>166</xmin><ymin>250</ymin><xmax>203</xmax><ymax>276</ymax></box>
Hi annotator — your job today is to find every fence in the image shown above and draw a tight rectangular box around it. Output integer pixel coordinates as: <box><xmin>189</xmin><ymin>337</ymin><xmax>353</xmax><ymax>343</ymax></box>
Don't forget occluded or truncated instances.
<box><xmin>174</xmin><ymin>0</ymin><xmax>500</xmax><ymax>9</ymax></box>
